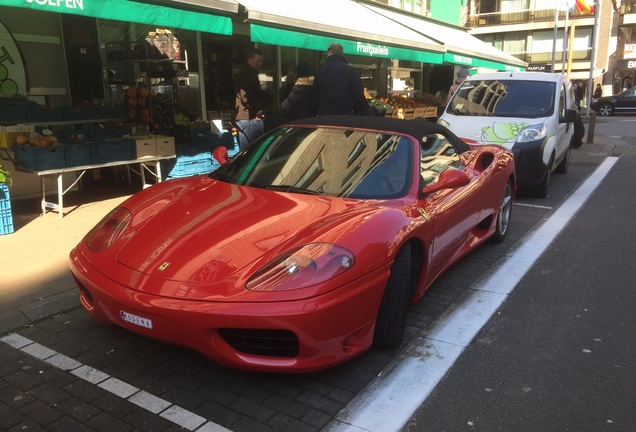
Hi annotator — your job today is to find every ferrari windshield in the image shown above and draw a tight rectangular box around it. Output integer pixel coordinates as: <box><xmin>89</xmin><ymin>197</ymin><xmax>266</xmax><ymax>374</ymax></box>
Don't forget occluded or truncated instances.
<box><xmin>210</xmin><ymin>126</ymin><xmax>414</xmax><ymax>199</ymax></box>
<box><xmin>447</xmin><ymin>79</ymin><xmax>556</xmax><ymax>118</ymax></box>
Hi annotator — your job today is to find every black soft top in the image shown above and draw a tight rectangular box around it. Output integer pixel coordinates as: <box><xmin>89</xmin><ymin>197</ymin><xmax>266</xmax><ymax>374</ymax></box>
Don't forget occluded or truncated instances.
<box><xmin>285</xmin><ymin>115</ymin><xmax>470</xmax><ymax>153</ymax></box>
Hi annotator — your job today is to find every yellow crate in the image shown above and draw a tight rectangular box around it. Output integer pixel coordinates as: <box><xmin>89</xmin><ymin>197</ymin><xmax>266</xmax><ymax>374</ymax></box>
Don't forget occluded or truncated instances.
<box><xmin>0</xmin><ymin>124</ymin><xmax>34</xmax><ymax>149</ymax></box>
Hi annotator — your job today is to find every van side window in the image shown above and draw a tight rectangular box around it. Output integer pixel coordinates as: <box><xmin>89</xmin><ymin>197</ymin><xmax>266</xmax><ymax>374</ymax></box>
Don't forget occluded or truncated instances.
<box><xmin>420</xmin><ymin>133</ymin><xmax>463</xmax><ymax>185</ymax></box>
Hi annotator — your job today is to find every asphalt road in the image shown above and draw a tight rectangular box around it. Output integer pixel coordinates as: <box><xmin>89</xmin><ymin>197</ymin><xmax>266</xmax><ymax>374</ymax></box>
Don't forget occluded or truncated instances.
<box><xmin>403</xmin><ymin>118</ymin><xmax>636</xmax><ymax>432</ymax></box>
<box><xmin>1</xmin><ymin>115</ymin><xmax>633</xmax><ymax>432</ymax></box>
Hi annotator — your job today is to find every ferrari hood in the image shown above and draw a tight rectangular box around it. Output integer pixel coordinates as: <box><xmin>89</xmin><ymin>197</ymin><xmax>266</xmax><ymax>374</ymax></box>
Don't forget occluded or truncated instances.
<box><xmin>116</xmin><ymin>178</ymin><xmax>362</xmax><ymax>285</ymax></box>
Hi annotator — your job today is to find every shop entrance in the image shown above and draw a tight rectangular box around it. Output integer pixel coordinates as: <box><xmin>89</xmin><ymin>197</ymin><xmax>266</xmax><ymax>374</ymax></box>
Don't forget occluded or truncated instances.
<box><xmin>61</xmin><ymin>14</ymin><xmax>104</xmax><ymax>107</ymax></box>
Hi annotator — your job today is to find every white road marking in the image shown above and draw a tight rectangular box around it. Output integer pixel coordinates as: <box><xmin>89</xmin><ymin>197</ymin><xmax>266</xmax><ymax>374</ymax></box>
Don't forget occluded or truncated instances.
<box><xmin>326</xmin><ymin>156</ymin><xmax>619</xmax><ymax>432</ymax></box>
<box><xmin>0</xmin><ymin>157</ymin><xmax>620</xmax><ymax>432</ymax></box>
<box><xmin>0</xmin><ymin>334</ymin><xmax>232</xmax><ymax>432</ymax></box>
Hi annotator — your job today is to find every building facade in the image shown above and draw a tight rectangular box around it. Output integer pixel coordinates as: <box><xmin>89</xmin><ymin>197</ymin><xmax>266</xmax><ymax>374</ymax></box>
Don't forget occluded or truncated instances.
<box><xmin>463</xmin><ymin>0</ymin><xmax>621</xmax><ymax>102</ymax></box>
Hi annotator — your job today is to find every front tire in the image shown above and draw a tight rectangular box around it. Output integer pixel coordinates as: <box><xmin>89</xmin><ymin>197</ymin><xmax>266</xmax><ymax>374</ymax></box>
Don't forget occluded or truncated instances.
<box><xmin>373</xmin><ymin>243</ymin><xmax>412</xmax><ymax>348</ymax></box>
<box><xmin>532</xmin><ymin>155</ymin><xmax>554</xmax><ymax>198</ymax></box>
<box><xmin>598</xmin><ymin>103</ymin><xmax>614</xmax><ymax>117</ymax></box>
<box><xmin>555</xmin><ymin>145</ymin><xmax>570</xmax><ymax>174</ymax></box>
<box><xmin>489</xmin><ymin>180</ymin><xmax>513</xmax><ymax>244</ymax></box>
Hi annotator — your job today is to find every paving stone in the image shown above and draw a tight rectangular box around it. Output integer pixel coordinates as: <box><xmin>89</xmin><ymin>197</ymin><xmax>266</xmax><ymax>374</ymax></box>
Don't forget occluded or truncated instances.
<box><xmin>56</xmin><ymin>396</ymin><xmax>101</xmax><ymax>421</ymax></box>
<box><xmin>19</xmin><ymin>399</ymin><xmax>65</xmax><ymax>426</ymax></box>
<box><xmin>0</xmin><ymin>403</ymin><xmax>27</xmax><ymax>429</ymax></box>
<box><xmin>230</xmin><ymin>396</ymin><xmax>276</xmax><ymax>423</ymax></box>
<box><xmin>267</xmin><ymin>412</ymin><xmax>318</xmax><ymax>432</ymax></box>
<box><xmin>196</xmin><ymin>400</ymin><xmax>242</xmax><ymax>427</ymax></box>
<box><xmin>86</xmin><ymin>412</ymin><xmax>135</xmax><ymax>432</ymax></box>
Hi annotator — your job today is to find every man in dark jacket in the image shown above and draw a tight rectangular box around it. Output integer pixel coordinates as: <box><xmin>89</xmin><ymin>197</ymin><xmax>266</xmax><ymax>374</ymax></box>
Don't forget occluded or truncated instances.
<box><xmin>235</xmin><ymin>48</ymin><xmax>265</xmax><ymax>149</ymax></box>
<box><xmin>314</xmin><ymin>43</ymin><xmax>370</xmax><ymax>115</ymax></box>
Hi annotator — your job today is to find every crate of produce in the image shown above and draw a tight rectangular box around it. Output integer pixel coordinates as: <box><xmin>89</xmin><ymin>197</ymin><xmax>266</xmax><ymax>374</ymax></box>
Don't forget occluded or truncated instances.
<box><xmin>156</xmin><ymin>135</ymin><xmax>175</xmax><ymax>157</ymax></box>
<box><xmin>0</xmin><ymin>100</ymin><xmax>38</xmax><ymax>123</ymax></box>
<box><xmin>91</xmin><ymin>138</ymin><xmax>135</xmax><ymax>164</ymax></box>
<box><xmin>0</xmin><ymin>184</ymin><xmax>13</xmax><ymax>235</ymax></box>
<box><xmin>13</xmin><ymin>143</ymin><xmax>66</xmax><ymax>171</ymax></box>
<box><xmin>162</xmin><ymin>157</ymin><xmax>216</xmax><ymax>180</ymax></box>
<box><xmin>175</xmin><ymin>141</ymin><xmax>211</xmax><ymax>162</ymax></box>
<box><xmin>1</xmin><ymin>124</ymin><xmax>34</xmax><ymax>149</ymax></box>
<box><xmin>64</xmin><ymin>141</ymin><xmax>93</xmax><ymax>167</ymax></box>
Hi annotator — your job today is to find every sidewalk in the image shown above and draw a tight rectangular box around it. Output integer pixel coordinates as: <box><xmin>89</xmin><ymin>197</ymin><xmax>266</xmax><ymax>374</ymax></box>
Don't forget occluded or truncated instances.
<box><xmin>0</xmin><ymin>186</ymin><xmax>132</xmax><ymax>334</ymax></box>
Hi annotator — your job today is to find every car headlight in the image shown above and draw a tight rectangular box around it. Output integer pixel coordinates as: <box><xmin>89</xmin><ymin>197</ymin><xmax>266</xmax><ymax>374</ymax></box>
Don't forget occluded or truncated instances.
<box><xmin>516</xmin><ymin>124</ymin><xmax>547</xmax><ymax>143</ymax></box>
<box><xmin>437</xmin><ymin>118</ymin><xmax>451</xmax><ymax>129</ymax></box>
<box><xmin>246</xmin><ymin>243</ymin><xmax>355</xmax><ymax>292</ymax></box>
<box><xmin>85</xmin><ymin>207</ymin><xmax>132</xmax><ymax>252</ymax></box>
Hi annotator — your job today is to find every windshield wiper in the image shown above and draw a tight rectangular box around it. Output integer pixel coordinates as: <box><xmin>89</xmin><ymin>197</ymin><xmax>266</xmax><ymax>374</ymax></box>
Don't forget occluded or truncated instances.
<box><xmin>256</xmin><ymin>184</ymin><xmax>322</xmax><ymax>195</ymax></box>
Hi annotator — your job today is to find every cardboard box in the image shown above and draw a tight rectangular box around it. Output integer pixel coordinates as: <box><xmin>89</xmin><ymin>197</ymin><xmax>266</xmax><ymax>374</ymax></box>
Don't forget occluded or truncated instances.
<box><xmin>0</xmin><ymin>124</ymin><xmax>34</xmax><ymax>149</ymax></box>
<box><xmin>134</xmin><ymin>134</ymin><xmax>156</xmax><ymax>159</ymax></box>
<box><xmin>155</xmin><ymin>136</ymin><xmax>175</xmax><ymax>157</ymax></box>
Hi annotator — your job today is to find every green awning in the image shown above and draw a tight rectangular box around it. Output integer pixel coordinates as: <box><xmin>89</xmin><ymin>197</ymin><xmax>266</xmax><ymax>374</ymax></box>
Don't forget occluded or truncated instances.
<box><xmin>360</xmin><ymin>2</ymin><xmax>527</xmax><ymax>71</ymax></box>
<box><xmin>250</xmin><ymin>25</ymin><xmax>443</xmax><ymax>64</ymax></box>
<box><xmin>2</xmin><ymin>0</ymin><xmax>232</xmax><ymax>35</ymax></box>
<box><xmin>239</xmin><ymin>0</ymin><xmax>445</xmax><ymax>64</ymax></box>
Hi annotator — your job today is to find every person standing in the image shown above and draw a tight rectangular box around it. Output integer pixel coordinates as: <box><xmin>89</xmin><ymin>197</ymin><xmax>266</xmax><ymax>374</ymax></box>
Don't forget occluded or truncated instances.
<box><xmin>314</xmin><ymin>43</ymin><xmax>370</xmax><ymax>115</ymax></box>
<box><xmin>446</xmin><ymin>68</ymin><xmax>469</xmax><ymax>104</ymax></box>
<box><xmin>235</xmin><ymin>48</ymin><xmax>265</xmax><ymax>149</ymax></box>
<box><xmin>281</xmin><ymin>61</ymin><xmax>317</xmax><ymax>121</ymax></box>
<box><xmin>593</xmin><ymin>83</ymin><xmax>602</xmax><ymax>99</ymax></box>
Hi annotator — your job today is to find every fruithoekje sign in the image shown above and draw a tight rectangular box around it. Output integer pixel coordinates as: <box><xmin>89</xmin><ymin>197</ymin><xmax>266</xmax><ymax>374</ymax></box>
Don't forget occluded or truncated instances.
<box><xmin>25</xmin><ymin>0</ymin><xmax>84</xmax><ymax>10</ymax></box>
<box><xmin>0</xmin><ymin>20</ymin><xmax>28</xmax><ymax>96</ymax></box>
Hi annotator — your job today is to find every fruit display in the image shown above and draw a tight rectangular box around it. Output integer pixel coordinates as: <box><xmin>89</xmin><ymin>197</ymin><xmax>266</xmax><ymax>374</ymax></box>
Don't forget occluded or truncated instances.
<box><xmin>15</xmin><ymin>130</ymin><xmax>60</xmax><ymax>147</ymax></box>
<box><xmin>368</xmin><ymin>92</ymin><xmax>445</xmax><ymax>117</ymax></box>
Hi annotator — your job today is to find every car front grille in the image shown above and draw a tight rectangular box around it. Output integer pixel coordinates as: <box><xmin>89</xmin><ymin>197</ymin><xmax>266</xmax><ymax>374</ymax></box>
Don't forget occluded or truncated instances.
<box><xmin>219</xmin><ymin>328</ymin><xmax>300</xmax><ymax>358</ymax></box>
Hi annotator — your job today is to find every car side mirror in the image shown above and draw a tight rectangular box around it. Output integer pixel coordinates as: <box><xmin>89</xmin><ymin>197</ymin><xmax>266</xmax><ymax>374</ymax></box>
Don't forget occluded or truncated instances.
<box><xmin>213</xmin><ymin>146</ymin><xmax>229</xmax><ymax>166</ymax></box>
<box><xmin>422</xmin><ymin>169</ymin><xmax>470</xmax><ymax>195</ymax></box>
<box><xmin>561</xmin><ymin>108</ymin><xmax>578</xmax><ymax>123</ymax></box>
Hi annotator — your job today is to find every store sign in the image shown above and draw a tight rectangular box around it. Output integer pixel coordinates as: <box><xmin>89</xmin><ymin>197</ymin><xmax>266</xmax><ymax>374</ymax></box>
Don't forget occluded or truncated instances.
<box><xmin>25</xmin><ymin>0</ymin><xmax>84</xmax><ymax>11</ymax></box>
<box><xmin>0</xmin><ymin>20</ymin><xmax>28</xmax><ymax>97</ymax></box>
<box><xmin>356</xmin><ymin>42</ymin><xmax>389</xmax><ymax>57</ymax></box>
<box><xmin>615</xmin><ymin>60</ymin><xmax>636</xmax><ymax>70</ymax></box>
<box><xmin>2</xmin><ymin>0</ymin><xmax>232</xmax><ymax>35</ymax></box>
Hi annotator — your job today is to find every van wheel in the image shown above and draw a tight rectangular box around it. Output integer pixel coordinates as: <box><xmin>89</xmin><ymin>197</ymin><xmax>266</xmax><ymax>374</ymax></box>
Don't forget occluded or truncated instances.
<box><xmin>373</xmin><ymin>243</ymin><xmax>412</xmax><ymax>349</ymax></box>
<box><xmin>532</xmin><ymin>155</ymin><xmax>553</xmax><ymax>198</ymax></box>
<box><xmin>555</xmin><ymin>146</ymin><xmax>570</xmax><ymax>174</ymax></box>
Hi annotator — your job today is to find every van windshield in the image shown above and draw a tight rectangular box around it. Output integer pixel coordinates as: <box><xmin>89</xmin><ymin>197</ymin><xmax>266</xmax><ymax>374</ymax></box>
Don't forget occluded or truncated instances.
<box><xmin>447</xmin><ymin>80</ymin><xmax>556</xmax><ymax>118</ymax></box>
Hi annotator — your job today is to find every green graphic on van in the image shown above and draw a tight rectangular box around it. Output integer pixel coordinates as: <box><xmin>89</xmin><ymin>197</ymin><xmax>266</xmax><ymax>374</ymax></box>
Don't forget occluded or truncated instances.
<box><xmin>480</xmin><ymin>122</ymin><xmax>529</xmax><ymax>144</ymax></box>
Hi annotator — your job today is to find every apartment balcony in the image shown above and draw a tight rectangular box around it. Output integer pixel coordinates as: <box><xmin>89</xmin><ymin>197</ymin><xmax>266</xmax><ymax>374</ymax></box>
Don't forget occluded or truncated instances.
<box><xmin>469</xmin><ymin>8</ymin><xmax>568</xmax><ymax>28</ymax></box>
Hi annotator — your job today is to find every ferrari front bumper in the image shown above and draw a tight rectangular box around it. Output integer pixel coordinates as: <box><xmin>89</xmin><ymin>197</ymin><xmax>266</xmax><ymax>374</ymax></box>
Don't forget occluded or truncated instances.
<box><xmin>69</xmin><ymin>248</ymin><xmax>390</xmax><ymax>373</ymax></box>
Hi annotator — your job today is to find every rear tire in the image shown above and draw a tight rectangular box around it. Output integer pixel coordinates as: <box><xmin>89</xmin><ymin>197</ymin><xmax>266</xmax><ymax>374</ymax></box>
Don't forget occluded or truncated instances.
<box><xmin>373</xmin><ymin>243</ymin><xmax>412</xmax><ymax>348</ymax></box>
<box><xmin>489</xmin><ymin>180</ymin><xmax>513</xmax><ymax>244</ymax></box>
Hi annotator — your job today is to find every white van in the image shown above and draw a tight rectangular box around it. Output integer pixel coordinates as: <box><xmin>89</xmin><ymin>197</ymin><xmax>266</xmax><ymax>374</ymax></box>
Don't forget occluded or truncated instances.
<box><xmin>438</xmin><ymin>72</ymin><xmax>581</xmax><ymax>198</ymax></box>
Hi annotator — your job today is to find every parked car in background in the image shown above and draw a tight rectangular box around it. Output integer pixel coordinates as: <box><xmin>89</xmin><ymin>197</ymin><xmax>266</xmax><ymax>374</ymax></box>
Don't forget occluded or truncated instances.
<box><xmin>591</xmin><ymin>86</ymin><xmax>636</xmax><ymax>116</ymax></box>
<box><xmin>438</xmin><ymin>72</ymin><xmax>581</xmax><ymax>198</ymax></box>
<box><xmin>69</xmin><ymin>115</ymin><xmax>515</xmax><ymax>372</ymax></box>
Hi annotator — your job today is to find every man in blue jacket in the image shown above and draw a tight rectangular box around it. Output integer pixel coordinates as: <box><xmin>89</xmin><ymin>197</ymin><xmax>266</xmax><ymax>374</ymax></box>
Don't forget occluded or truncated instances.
<box><xmin>314</xmin><ymin>43</ymin><xmax>371</xmax><ymax>116</ymax></box>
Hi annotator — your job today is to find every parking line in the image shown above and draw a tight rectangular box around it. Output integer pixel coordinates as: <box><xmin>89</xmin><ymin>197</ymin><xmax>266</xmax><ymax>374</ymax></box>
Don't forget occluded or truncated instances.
<box><xmin>326</xmin><ymin>156</ymin><xmax>619</xmax><ymax>432</ymax></box>
<box><xmin>0</xmin><ymin>333</ymin><xmax>230</xmax><ymax>432</ymax></box>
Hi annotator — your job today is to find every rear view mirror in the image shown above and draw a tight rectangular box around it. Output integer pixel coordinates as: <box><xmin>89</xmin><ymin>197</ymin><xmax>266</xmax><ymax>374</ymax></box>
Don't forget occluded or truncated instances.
<box><xmin>213</xmin><ymin>146</ymin><xmax>229</xmax><ymax>166</ymax></box>
<box><xmin>422</xmin><ymin>169</ymin><xmax>470</xmax><ymax>195</ymax></box>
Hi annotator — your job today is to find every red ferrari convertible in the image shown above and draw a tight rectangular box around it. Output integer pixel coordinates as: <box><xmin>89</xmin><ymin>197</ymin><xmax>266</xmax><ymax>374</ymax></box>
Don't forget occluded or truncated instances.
<box><xmin>69</xmin><ymin>115</ymin><xmax>515</xmax><ymax>372</ymax></box>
